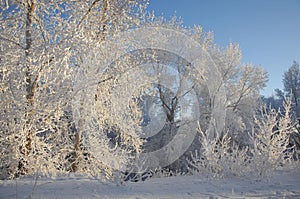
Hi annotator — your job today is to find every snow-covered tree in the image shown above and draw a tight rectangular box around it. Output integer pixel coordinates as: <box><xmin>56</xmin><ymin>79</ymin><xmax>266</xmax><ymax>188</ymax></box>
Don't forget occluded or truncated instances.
<box><xmin>206</xmin><ymin>41</ymin><xmax>268</xmax><ymax>145</ymax></box>
<box><xmin>282</xmin><ymin>61</ymin><xmax>300</xmax><ymax>121</ymax></box>
<box><xmin>274</xmin><ymin>61</ymin><xmax>300</xmax><ymax>159</ymax></box>
<box><xmin>0</xmin><ymin>0</ymin><xmax>148</xmax><ymax>180</ymax></box>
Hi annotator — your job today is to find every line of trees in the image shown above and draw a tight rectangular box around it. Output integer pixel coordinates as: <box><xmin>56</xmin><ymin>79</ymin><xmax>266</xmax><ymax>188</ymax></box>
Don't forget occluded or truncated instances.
<box><xmin>0</xmin><ymin>1</ymin><xmax>298</xmax><ymax>181</ymax></box>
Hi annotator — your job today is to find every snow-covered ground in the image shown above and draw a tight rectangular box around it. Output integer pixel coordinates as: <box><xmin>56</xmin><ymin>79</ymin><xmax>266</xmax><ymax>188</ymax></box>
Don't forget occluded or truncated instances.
<box><xmin>1</xmin><ymin>169</ymin><xmax>300</xmax><ymax>199</ymax></box>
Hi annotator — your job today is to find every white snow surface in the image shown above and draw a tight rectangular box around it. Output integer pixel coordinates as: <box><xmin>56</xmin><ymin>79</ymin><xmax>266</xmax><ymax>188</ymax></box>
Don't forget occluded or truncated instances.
<box><xmin>1</xmin><ymin>169</ymin><xmax>300</xmax><ymax>199</ymax></box>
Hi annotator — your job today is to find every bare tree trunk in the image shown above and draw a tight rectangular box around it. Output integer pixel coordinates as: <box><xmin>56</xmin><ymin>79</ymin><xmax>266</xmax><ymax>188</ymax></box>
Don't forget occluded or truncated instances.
<box><xmin>70</xmin><ymin>131</ymin><xmax>81</xmax><ymax>172</ymax></box>
<box><xmin>69</xmin><ymin>92</ymin><xmax>86</xmax><ymax>172</ymax></box>
<box><xmin>18</xmin><ymin>0</ymin><xmax>37</xmax><ymax>175</ymax></box>
<box><xmin>25</xmin><ymin>0</ymin><xmax>37</xmax><ymax>151</ymax></box>
<box><xmin>157</xmin><ymin>84</ymin><xmax>178</xmax><ymax>123</ymax></box>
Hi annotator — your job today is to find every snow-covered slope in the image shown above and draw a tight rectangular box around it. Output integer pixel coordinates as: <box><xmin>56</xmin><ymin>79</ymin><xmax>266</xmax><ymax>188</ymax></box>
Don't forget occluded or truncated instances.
<box><xmin>1</xmin><ymin>169</ymin><xmax>300</xmax><ymax>199</ymax></box>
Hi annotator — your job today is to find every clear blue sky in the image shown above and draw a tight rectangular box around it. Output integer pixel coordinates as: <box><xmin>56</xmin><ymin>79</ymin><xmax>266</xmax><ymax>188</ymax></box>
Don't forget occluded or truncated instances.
<box><xmin>147</xmin><ymin>0</ymin><xmax>300</xmax><ymax>96</ymax></box>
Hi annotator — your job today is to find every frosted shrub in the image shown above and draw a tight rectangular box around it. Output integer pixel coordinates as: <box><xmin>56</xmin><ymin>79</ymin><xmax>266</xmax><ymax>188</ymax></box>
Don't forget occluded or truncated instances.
<box><xmin>188</xmin><ymin>99</ymin><xmax>295</xmax><ymax>178</ymax></box>
<box><xmin>187</xmin><ymin>123</ymin><xmax>250</xmax><ymax>178</ymax></box>
<box><xmin>248</xmin><ymin>99</ymin><xmax>294</xmax><ymax>177</ymax></box>
<box><xmin>221</xmin><ymin>144</ymin><xmax>251</xmax><ymax>177</ymax></box>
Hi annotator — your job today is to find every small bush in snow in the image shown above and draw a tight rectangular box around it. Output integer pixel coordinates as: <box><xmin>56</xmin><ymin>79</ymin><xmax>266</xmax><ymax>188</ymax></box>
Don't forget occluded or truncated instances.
<box><xmin>248</xmin><ymin>99</ymin><xmax>294</xmax><ymax>177</ymax></box>
<box><xmin>187</xmin><ymin>123</ymin><xmax>250</xmax><ymax>178</ymax></box>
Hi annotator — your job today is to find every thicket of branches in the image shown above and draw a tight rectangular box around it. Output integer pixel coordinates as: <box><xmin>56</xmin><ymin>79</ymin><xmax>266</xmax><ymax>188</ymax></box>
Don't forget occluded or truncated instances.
<box><xmin>0</xmin><ymin>0</ymin><xmax>149</xmax><ymax>180</ymax></box>
<box><xmin>188</xmin><ymin>99</ymin><xmax>299</xmax><ymax>179</ymax></box>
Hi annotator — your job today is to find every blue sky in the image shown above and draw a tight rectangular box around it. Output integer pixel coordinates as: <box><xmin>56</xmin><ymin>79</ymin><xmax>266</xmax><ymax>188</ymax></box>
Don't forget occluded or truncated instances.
<box><xmin>147</xmin><ymin>0</ymin><xmax>300</xmax><ymax>96</ymax></box>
